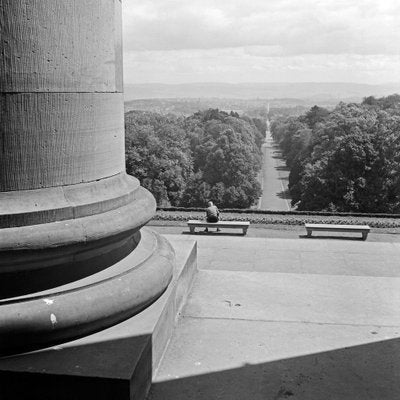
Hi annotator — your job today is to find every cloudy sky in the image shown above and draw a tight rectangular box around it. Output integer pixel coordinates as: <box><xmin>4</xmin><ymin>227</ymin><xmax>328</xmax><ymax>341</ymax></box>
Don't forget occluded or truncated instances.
<box><xmin>122</xmin><ymin>0</ymin><xmax>400</xmax><ymax>84</ymax></box>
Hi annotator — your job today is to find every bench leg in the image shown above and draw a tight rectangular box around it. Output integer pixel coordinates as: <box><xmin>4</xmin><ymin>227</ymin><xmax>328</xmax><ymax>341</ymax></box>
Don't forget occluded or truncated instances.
<box><xmin>189</xmin><ymin>226</ymin><xmax>195</xmax><ymax>234</ymax></box>
<box><xmin>306</xmin><ymin>229</ymin><xmax>312</xmax><ymax>237</ymax></box>
<box><xmin>362</xmin><ymin>232</ymin><xmax>368</xmax><ymax>241</ymax></box>
<box><xmin>243</xmin><ymin>228</ymin><xmax>247</xmax><ymax>235</ymax></box>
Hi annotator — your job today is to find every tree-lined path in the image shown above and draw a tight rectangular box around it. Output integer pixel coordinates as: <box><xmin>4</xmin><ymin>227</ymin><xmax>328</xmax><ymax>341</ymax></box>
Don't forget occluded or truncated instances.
<box><xmin>258</xmin><ymin>125</ymin><xmax>291</xmax><ymax>210</ymax></box>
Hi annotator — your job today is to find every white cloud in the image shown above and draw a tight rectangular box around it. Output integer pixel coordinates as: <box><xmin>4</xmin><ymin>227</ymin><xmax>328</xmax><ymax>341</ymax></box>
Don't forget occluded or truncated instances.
<box><xmin>123</xmin><ymin>0</ymin><xmax>400</xmax><ymax>55</ymax></box>
<box><xmin>122</xmin><ymin>0</ymin><xmax>400</xmax><ymax>83</ymax></box>
<box><xmin>123</xmin><ymin>47</ymin><xmax>400</xmax><ymax>84</ymax></box>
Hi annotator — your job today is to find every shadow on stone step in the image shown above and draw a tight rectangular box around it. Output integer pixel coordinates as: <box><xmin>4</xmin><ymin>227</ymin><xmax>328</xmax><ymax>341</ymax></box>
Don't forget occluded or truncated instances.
<box><xmin>182</xmin><ymin>231</ymin><xmax>246</xmax><ymax>237</ymax></box>
<box><xmin>0</xmin><ymin>334</ymin><xmax>152</xmax><ymax>400</ymax></box>
<box><xmin>148</xmin><ymin>337</ymin><xmax>400</xmax><ymax>400</ymax></box>
<box><xmin>299</xmin><ymin>234</ymin><xmax>365</xmax><ymax>241</ymax></box>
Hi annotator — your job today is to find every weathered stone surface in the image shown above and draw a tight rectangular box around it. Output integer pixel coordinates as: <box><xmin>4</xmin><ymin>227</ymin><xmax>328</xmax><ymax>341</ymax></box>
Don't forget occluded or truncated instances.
<box><xmin>0</xmin><ymin>92</ymin><xmax>125</xmax><ymax>190</ymax></box>
<box><xmin>0</xmin><ymin>237</ymin><xmax>197</xmax><ymax>400</ymax></box>
<box><xmin>0</xmin><ymin>185</ymin><xmax>156</xmax><ymax>298</ymax></box>
<box><xmin>0</xmin><ymin>0</ymin><xmax>125</xmax><ymax>191</ymax></box>
<box><xmin>150</xmin><ymin>237</ymin><xmax>400</xmax><ymax>400</ymax></box>
<box><xmin>0</xmin><ymin>0</ymin><xmax>123</xmax><ymax>92</ymax></box>
<box><xmin>0</xmin><ymin>0</ymin><xmax>175</xmax><ymax>364</ymax></box>
<box><xmin>0</xmin><ymin>229</ymin><xmax>175</xmax><ymax>356</ymax></box>
<box><xmin>0</xmin><ymin>173</ymin><xmax>140</xmax><ymax>228</ymax></box>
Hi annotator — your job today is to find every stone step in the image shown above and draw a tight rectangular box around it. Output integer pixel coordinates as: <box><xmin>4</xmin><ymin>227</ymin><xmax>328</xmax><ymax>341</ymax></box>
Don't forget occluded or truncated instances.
<box><xmin>149</xmin><ymin>266</ymin><xmax>400</xmax><ymax>400</ymax></box>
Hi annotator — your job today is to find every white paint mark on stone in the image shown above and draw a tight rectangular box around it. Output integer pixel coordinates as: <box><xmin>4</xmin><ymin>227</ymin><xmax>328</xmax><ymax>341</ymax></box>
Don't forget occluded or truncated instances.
<box><xmin>194</xmin><ymin>361</ymin><xmax>201</xmax><ymax>366</ymax></box>
<box><xmin>43</xmin><ymin>298</ymin><xmax>54</xmax><ymax>305</ymax></box>
<box><xmin>50</xmin><ymin>313</ymin><xmax>57</xmax><ymax>326</ymax></box>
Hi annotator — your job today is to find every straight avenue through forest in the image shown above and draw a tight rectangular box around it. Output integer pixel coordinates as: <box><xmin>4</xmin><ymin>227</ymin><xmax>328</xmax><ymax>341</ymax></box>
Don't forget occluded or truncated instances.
<box><xmin>258</xmin><ymin>123</ymin><xmax>291</xmax><ymax>211</ymax></box>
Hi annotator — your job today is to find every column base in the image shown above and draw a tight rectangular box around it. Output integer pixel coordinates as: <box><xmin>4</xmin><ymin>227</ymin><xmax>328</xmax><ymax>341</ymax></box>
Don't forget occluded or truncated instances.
<box><xmin>0</xmin><ymin>228</ymin><xmax>175</xmax><ymax>356</ymax></box>
<box><xmin>0</xmin><ymin>173</ymin><xmax>157</xmax><ymax>298</ymax></box>
<box><xmin>0</xmin><ymin>234</ymin><xmax>197</xmax><ymax>400</ymax></box>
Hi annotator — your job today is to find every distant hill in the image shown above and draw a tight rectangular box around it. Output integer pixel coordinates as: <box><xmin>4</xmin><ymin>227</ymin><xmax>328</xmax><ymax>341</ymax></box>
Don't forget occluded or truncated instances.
<box><xmin>124</xmin><ymin>82</ymin><xmax>400</xmax><ymax>102</ymax></box>
<box><xmin>124</xmin><ymin>97</ymin><xmax>311</xmax><ymax>117</ymax></box>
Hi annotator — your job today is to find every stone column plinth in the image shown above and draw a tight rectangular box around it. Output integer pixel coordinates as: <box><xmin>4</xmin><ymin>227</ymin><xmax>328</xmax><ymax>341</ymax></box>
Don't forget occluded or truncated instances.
<box><xmin>0</xmin><ymin>0</ymin><xmax>174</xmax><ymax>356</ymax></box>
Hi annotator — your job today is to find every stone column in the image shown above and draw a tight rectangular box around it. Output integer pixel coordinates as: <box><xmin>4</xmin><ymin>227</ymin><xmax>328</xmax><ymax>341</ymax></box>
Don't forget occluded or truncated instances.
<box><xmin>0</xmin><ymin>0</ymin><xmax>174</xmax><ymax>355</ymax></box>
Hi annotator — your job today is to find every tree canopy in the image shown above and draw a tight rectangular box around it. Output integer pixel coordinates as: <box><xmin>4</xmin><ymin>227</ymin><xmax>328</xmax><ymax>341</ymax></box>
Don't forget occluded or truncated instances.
<box><xmin>125</xmin><ymin>111</ymin><xmax>193</xmax><ymax>206</ymax></box>
<box><xmin>271</xmin><ymin>96</ymin><xmax>400</xmax><ymax>213</ymax></box>
<box><xmin>125</xmin><ymin>109</ymin><xmax>263</xmax><ymax>208</ymax></box>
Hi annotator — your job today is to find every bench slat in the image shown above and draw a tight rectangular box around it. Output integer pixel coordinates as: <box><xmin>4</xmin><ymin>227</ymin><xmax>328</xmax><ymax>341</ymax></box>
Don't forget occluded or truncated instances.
<box><xmin>305</xmin><ymin>223</ymin><xmax>370</xmax><ymax>230</ymax></box>
<box><xmin>187</xmin><ymin>220</ymin><xmax>250</xmax><ymax>234</ymax></box>
<box><xmin>188</xmin><ymin>220</ymin><xmax>249</xmax><ymax>227</ymax></box>
<box><xmin>305</xmin><ymin>223</ymin><xmax>370</xmax><ymax>240</ymax></box>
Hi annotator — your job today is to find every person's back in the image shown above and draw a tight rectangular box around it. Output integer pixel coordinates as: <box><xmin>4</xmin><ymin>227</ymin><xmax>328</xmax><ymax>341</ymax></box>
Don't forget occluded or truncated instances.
<box><xmin>205</xmin><ymin>201</ymin><xmax>220</xmax><ymax>232</ymax></box>
<box><xmin>206</xmin><ymin>201</ymin><xmax>219</xmax><ymax>222</ymax></box>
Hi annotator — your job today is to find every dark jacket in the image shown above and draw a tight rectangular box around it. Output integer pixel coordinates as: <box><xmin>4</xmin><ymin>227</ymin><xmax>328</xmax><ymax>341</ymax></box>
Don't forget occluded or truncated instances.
<box><xmin>206</xmin><ymin>205</ymin><xmax>219</xmax><ymax>222</ymax></box>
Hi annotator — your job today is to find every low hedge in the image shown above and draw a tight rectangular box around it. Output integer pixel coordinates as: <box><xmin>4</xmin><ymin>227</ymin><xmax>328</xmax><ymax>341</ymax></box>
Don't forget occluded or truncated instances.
<box><xmin>154</xmin><ymin>209</ymin><xmax>400</xmax><ymax>229</ymax></box>
<box><xmin>157</xmin><ymin>207</ymin><xmax>400</xmax><ymax>219</ymax></box>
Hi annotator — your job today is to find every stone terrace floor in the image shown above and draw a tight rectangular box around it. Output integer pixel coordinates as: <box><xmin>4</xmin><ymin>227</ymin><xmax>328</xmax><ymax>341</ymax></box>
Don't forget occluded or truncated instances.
<box><xmin>147</xmin><ymin>222</ymin><xmax>400</xmax><ymax>400</ymax></box>
<box><xmin>149</xmin><ymin>220</ymin><xmax>400</xmax><ymax>242</ymax></box>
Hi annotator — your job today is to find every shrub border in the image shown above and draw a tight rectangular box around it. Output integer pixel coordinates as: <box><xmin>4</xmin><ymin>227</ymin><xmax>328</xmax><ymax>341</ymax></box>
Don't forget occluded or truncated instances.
<box><xmin>157</xmin><ymin>207</ymin><xmax>400</xmax><ymax>219</ymax></box>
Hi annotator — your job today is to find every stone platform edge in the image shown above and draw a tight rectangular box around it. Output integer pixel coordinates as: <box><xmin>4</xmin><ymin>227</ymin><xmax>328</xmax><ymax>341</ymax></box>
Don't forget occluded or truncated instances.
<box><xmin>0</xmin><ymin>234</ymin><xmax>197</xmax><ymax>400</ymax></box>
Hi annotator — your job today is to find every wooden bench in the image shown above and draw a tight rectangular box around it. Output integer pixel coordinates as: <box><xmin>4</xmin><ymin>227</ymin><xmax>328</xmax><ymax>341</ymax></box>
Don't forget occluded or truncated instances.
<box><xmin>305</xmin><ymin>223</ymin><xmax>370</xmax><ymax>240</ymax></box>
<box><xmin>187</xmin><ymin>220</ymin><xmax>250</xmax><ymax>235</ymax></box>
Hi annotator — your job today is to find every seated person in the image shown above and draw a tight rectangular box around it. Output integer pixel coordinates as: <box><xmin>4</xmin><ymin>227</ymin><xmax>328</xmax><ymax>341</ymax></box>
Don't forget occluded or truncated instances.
<box><xmin>205</xmin><ymin>201</ymin><xmax>220</xmax><ymax>232</ymax></box>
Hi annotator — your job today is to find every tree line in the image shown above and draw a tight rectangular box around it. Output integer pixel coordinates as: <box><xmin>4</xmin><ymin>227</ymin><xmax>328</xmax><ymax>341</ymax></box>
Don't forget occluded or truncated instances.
<box><xmin>271</xmin><ymin>95</ymin><xmax>400</xmax><ymax>213</ymax></box>
<box><xmin>125</xmin><ymin>109</ymin><xmax>264</xmax><ymax>208</ymax></box>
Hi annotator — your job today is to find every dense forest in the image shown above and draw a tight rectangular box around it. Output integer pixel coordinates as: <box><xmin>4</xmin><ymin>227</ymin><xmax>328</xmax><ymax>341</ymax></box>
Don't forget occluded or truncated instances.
<box><xmin>271</xmin><ymin>95</ymin><xmax>400</xmax><ymax>213</ymax></box>
<box><xmin>125</xmin><ymin>109</ymin><xmax>264</xmax><ymax>208</ymax></box>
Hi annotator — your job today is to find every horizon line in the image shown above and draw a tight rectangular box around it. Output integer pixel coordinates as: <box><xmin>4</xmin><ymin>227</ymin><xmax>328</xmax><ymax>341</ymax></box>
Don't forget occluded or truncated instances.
<box><xmin>124</xmin><ymin>81</ymin><xmax>400</xmax><ymax>86</ymax></box>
